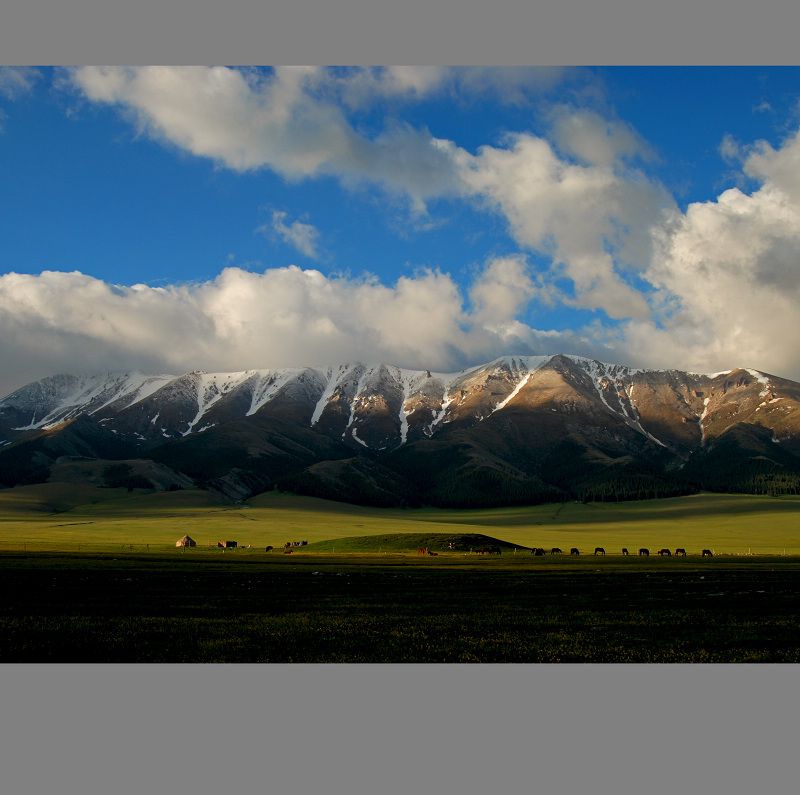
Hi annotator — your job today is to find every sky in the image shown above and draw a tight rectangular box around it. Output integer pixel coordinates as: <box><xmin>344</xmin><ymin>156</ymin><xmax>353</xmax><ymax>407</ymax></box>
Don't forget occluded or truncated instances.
<box><xmin>3</xmin><ymin>65</ymin><xmax>800</xmax><ymax>396</ymax></box>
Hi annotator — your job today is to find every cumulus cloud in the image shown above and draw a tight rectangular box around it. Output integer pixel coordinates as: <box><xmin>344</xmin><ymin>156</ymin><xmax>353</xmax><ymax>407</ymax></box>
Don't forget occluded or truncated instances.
<box><xmin>0</xmin><ymin>66</ymin><xmax>40</xmax><ymax>99</ymax></box>
<box><xmin>325</xmin><ymin>66</ymin><xmax>570</xmax><ymax>108</ymax></box>
<box><xmin>67</xmin><ymin>66</ymin><xmax>465</xmax><ymax>209</ymax></box>
<box><xmin>260</xmin><ymin>211</ymin><xmax>324</xmax><ymax>260</ymax></box>
<box><xmin>0</xmin><ymin>263</ymin><xmax>597</xmax><ymax>396</ymax></box>
<box><xmin>458</xmin><ymin>132</ymin><xmax>671</xmax><ymax>320</ymax></box>
<box><xmin>41</xmin><ymin>66</ymin><xmax>800</xmax><ymax>385</ymax></box>
<box><xmin>547</xmin><ymin>106</ymin><xmax>655</xmax><ymax>168</ymax></box>
<box><xmin>611</xmin><ymin>125</ymin><xmax>800</xmax><ymax>377</ymax></box>
<box><xmin>468</xmin><ymin>255</ymin><xmax>539</xmax><ymax>328</ymax></box>
<box><xmin>64</xmin><ymin>66</ymin><xmax>672</xmax><ymax>321</ymax></box>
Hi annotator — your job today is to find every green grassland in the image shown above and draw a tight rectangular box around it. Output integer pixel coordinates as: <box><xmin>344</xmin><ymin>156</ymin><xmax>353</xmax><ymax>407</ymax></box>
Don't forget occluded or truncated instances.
<box><xmin>3</xmin><ymin>486</ymin><xmax>800</xmax><ymax>662</ymax></box>
<box><xmin>1</xmin><ymin>483</ymin><xmax>799</xmax><ymax>555</ymax></box>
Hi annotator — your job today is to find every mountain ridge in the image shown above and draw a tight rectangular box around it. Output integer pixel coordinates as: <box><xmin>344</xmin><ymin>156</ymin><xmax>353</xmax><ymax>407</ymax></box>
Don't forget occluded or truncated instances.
<box><xmin>3</xmin><ymin>354</ymin><xmax>800</xmax><ymax>506</ymax></box>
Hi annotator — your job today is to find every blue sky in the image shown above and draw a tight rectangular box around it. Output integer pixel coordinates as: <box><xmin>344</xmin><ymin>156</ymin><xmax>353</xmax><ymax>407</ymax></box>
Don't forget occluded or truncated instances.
<box><xmin>3</xmin><ymin>65</ymin><xmax>800</xmax><ymax>395</ymax></box>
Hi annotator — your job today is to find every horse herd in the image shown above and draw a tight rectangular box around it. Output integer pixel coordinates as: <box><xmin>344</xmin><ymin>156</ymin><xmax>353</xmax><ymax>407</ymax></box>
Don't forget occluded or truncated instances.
<box><xmin>530</xmin><ymin>546</ymin><xmax>712</xmax><ymax>557</ymax></box>
<box><xmin>265</xmin><ymin>543</ymin><xmax>714</xmax><ymax>557</ymax></box>
<box><xmin>418</xmin><ymin>546</ymin><xmax>712</xmax><ymax>557</ymax></box>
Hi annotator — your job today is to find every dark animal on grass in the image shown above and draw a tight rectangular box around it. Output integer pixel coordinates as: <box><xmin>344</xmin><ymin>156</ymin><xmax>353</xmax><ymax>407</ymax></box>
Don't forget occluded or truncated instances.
<box><xmin>284</xmin><ymin>548</ymin><xmax>292</xmax><ymax>554</ymax></box>
<box><xmin>639</xmin><ymin>548</ymin><xmax>649</xmax><ymax>556</ymax></box>
<box><xmin>427</xmin><ymin>550</ymin><xmax>438</xmax><ymax>556</ymax></box>
<box><xmin>702</xmin><ymin>549</ymin><xmax>713</xmax><ymax>557</ymax></box>
<box><xmin>570</xmin><ymin>548</ymin><xmax>580</xmax><ymax>556</ymax></box>
<box><xmin>658</xmin><ymin>548</ymin><xmax>671</xmax><ymax>556</ymax></box>
<box><xmin>594</xmin><ymin>547</ymin><xmax>605</xmax><ymax>555</ymax></box>
<box><xmin>418</xmin><ymin>548</ymin><xmax>427</xmax><ymax>555</ymax></box>
<box><xmin>675</xmin><ymin>548</ymin><xmax>686</xmax><ymax>556</ymax></box>
<box><xmin>551</xmin><ymin>547</ymin><xmax>563</xmax><ymax>555</ymax></box>
<box><xmin>622</xmin><ymin>548</ymin><xmax>629</xmax><ymax>556</ymax></box>
<box><xmin>488</xmin><ymin>547</ymin><xmax>502</xmax><ymax>555</ymax></box>
<box><xmin>532</xmin><ymin>548</ymin><xmax>545</xmax><ymax>556</ymax></box>
<box><xmin>265</xmin><ymin>546</ymin><xmax>273</xmax><ymax>552</ymax></box>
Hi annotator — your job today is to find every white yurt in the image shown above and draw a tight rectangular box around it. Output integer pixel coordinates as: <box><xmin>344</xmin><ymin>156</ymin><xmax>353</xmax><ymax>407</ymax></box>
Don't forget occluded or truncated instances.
<box><xmin>176</xmin><ymin>535</ymin><xmax>197</xmax><ymax>547</ymax></box>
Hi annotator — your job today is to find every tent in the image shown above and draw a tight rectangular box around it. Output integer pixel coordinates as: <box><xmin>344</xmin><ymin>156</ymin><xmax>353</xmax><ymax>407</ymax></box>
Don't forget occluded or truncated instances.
<box><xmin>176</xmin><ymin>535</ymin><xmax>197</xmax><ymax>547</ymax></box>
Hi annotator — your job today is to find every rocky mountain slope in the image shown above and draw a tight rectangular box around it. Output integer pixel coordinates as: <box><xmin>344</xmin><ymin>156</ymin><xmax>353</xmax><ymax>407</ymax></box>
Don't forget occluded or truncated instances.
<box><xmin>3</xmin><ymin>354</ymin><xmax>800</xmax><ymax>506</ymax></box>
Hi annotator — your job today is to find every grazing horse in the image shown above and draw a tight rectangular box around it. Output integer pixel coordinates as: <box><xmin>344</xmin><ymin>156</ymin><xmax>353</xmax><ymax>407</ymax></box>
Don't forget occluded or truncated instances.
<box><xmin>488</xmin><ymin>546</ymin><xmax>502</xmax><ymax>555</ymax></box>
<box><xmin>639</xmin><ymin>548</ymin><xmax>649</xmax><ymax>556</ymax></box>
<box><xmin>551</xmin><ymin>547</ymin><xmax>563</xmax><ymax>555</ymax></box>
<box><xmin>658</xmin><ymin>548</ymin><xmax>671</xmax><ymax>556</ymax></box>
<box><xmin>531</xmin><ymin>547</ymin><xmax>545</xmax><ymax>556</ymax></box>
<box><xmin>570</xmin><ymin>548</ymin><xmax>580</xmax><ymax>556</ymax></box>
<box><xmin>702</xmin><ymin>549</ymin><xmax>713</xmax><ymax>557</ymax></box>
<box><xmin>418</xmin><ymin>548</ymin><xmax>427</xmax><ymax>555</ymax></box>
<box><xmin>594</xmin><ymin>547</ymin><xmax>605</xmax><ymax>555</ymax></box>
<box><xmin>265</xmin><ymin>545</ymin><xmax>273</xmax><ymax>552</ymax></box>
<box><xmin>675</xmin><ymin>548</ymin><xmax>686</xmax><ymax>556</ymax></box>
<box><xmin>283</xmin><ymin>548</ymin><xmax>292</xmax><ymax>554</ymax></box>
<box><xmin>621</xmin><ymin>548</ymin><xmax>629</xmax><ymax>556</ymax></box>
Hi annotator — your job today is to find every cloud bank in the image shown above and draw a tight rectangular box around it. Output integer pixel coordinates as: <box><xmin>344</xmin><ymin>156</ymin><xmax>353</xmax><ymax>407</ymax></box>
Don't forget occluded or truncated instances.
<box><xmin>0</xmin><ymin>262</ymin><xmax>600</xmax><ymax>396</ymax></box>
<box><xmin>5</xmin><ymin>67</ymin><xmax>800</xmax><ymax>394</ymax></box>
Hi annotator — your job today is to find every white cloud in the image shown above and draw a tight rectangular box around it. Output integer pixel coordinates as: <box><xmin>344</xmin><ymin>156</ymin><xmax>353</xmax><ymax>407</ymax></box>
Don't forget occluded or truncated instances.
<box><xmin>468</xmin><ymin>255</ymin><xmax>538</xmax><ymax>329</ymax></box>
<box><xmin>260</xmin><ymin>211</ymin><xmax>323</xmax><ymax>260</ymax></box>
<box><xmin>548</xmin><ymin>106</ymin><xmax>655</xmax><ymax>168</ymax></box>
<box><xmin>611</xmin><ymin>125</ymin><xmax>800</xmax><ymax>377</ymax></box>
<box><xmin>0</xmin><ymin>264</ymin><xmax>595</xmax><ymax>396</ymax></box>
<box><xmin>67</xmin><ymin>66</ymin><xmax>465</xmax><ymax>209</ymax></box>
<box><xmin>458</xmin><ymin>132</ymin><xmax>671</xmax><ymax>320</ymax></box>
<box><xmin>48</xmin><ymin>67</ymin><xmax>800</xmax><ymax>385</ymax></box>
<box><xmin>325</xmin><ymin>66</ymin><xmax>570</xmax><ymax>108</ymax></box>
<box><xmin>0</xmin><ymin>66</ymin><xmax>40</xmax><ymax>99</ymax></box>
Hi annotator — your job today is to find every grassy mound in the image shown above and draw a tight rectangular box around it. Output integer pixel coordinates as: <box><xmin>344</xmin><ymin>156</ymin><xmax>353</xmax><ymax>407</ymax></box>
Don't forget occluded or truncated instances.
<box><xmin>302</xmin><ymin>532</ymin><xmax>530</xmax><ymax>553</ymax></box>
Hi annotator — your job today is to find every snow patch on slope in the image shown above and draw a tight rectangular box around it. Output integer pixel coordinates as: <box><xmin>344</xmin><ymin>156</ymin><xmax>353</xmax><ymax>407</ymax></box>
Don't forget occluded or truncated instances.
<box><xmin>184</xmin><ymin>371</ymin><xmax>256</xmax><ymax>435</ymax></box>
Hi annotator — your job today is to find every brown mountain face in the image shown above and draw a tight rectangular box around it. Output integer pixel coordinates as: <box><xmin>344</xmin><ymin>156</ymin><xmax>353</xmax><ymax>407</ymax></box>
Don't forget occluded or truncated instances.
<box><xmin>4</xmin><ymin>355</ymin><xmax>800</xmax><ymax>505</ymax></box>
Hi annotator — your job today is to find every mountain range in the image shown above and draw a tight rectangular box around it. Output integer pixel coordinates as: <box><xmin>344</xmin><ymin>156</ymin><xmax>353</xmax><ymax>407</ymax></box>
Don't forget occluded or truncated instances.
<box><xmin>3</xmin><ymin>354</ymin><xmax>800</xmax><ymax>507</ymax></box>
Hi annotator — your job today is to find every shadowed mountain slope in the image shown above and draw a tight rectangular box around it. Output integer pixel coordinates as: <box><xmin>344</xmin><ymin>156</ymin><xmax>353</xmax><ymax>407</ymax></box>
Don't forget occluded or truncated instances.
<box><xmin>4</xmin><ymin>355</ymin><xmax>800</xmax><ymax>505</ymax></box>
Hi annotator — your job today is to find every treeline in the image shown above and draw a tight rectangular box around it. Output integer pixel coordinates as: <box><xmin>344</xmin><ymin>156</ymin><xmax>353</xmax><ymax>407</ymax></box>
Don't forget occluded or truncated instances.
<box><xmin>537</xmin><ymin>439</ymin><xmax>696</xmax><ymax>503</ymax></box>
<box><xmin>421</xmin><ymin>466</ymin><xmax>564</xmax><ymax>509</ymax></box>
<box><xmin>687</xmin><ymin>461</ymin><xmax>800</xmax><ymax>496</ymax></box>
<box><xmin>569</xmin><ymin>473</ymin><xmax>698</xmax><ymax>503</ymax></box>
<box><xmin>277</xmin><ymin>458</ymin><xmax>419</xmax><ymax>508</ymax></box>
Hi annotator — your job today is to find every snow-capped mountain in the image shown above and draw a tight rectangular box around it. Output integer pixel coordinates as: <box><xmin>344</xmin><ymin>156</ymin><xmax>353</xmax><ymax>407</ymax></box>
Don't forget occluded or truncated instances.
<box><xmin>4</xmin><ymin>354</ymin><xmax>800</xmax><ymax>506</ymax></box>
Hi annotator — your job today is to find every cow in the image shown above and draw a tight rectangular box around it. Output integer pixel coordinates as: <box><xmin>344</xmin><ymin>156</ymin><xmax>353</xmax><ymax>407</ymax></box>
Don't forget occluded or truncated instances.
<box><xmin>675</xmin><ymin>548</ymin><xmax>686</xmax><ymax>557</ymax></box>
<box><xmin>639</xmin><ymin>548</ymin><xmax>649</xmax><ymax>556</ymax></box>
<box><xmin>265</xmin><ymin>545</ymin><xmax>273</xmax><ymax>552</ymax></box>
<box><xmin>594</xmin><ymin>547</ymin><xmax>605</xmax><ymax>555</ymax></box>
<box><xmin>621</xmin><ymin>548</ymin><xmax>629</xmax><ymax>556</ymax></box>
<box><xmin>570</xmin><ymin>548</ymin><xmax>580</xmax><ymax>556</ymax></box>
<box><xmin>551</xmin><ymin>547</ymin><xmax>563</xmax><ymax>555</ymax></box>
<box><xmin>702</xmin><ymin>549</ymin><xmax>713</xmax><ymax>557</ymax></box>
<box><xmin>658</xmin><ymin>548</ymin><xmax>671</xmax><ymax>556</ymax></box>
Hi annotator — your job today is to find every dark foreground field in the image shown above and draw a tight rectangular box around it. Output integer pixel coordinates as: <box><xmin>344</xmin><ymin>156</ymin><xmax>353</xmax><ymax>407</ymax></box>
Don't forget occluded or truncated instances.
<box><xmin>2</xmin><ymin>551</ymin><xmax>799</xmax><ymax>662</ymax></box>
